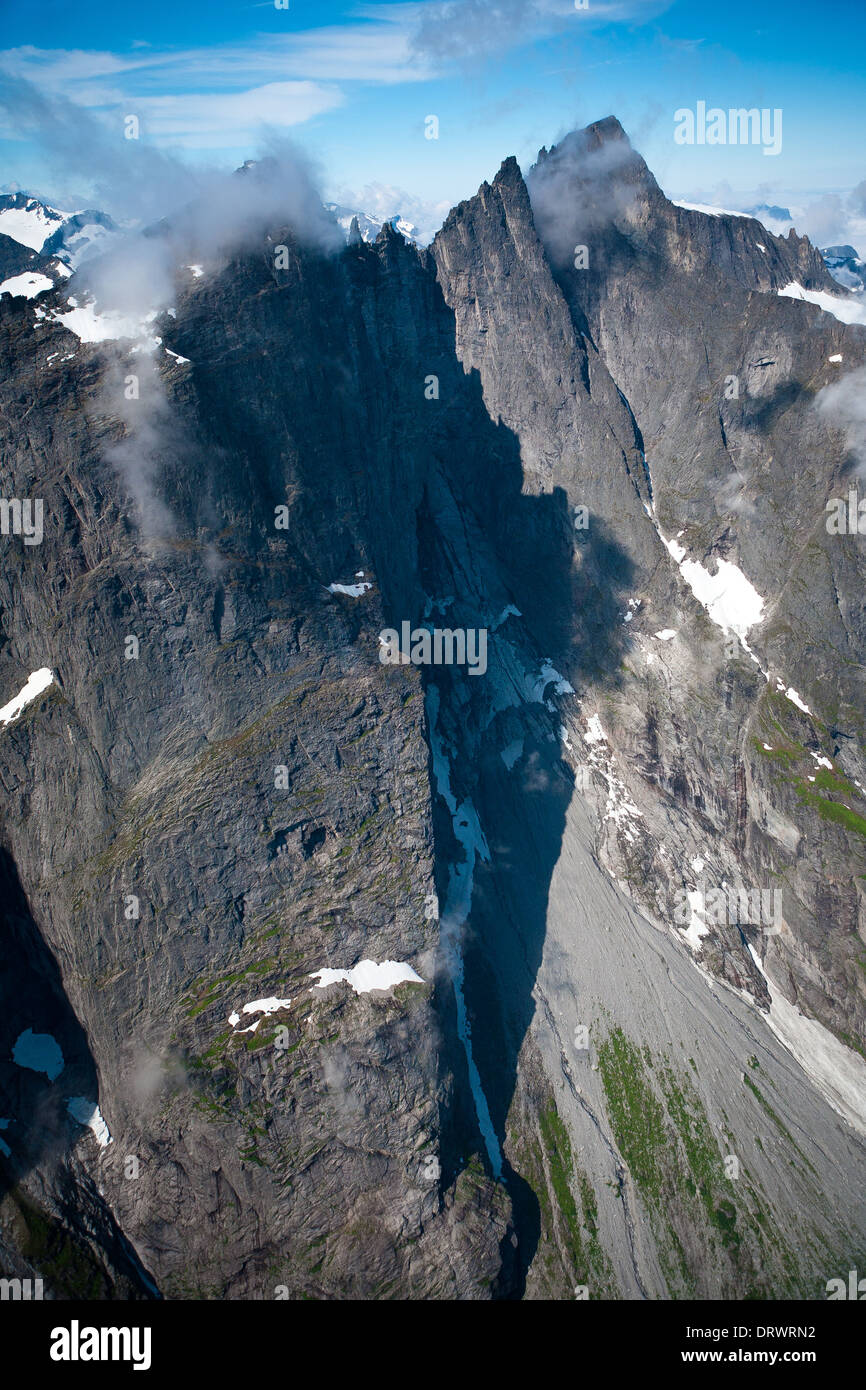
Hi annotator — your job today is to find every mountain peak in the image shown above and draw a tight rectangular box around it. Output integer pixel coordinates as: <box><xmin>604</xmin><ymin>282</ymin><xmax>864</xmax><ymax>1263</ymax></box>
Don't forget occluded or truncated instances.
<box><xmin>493</xmin><ymin>154</ymin><xmax>523</xmax><ymax>187</ymax></box>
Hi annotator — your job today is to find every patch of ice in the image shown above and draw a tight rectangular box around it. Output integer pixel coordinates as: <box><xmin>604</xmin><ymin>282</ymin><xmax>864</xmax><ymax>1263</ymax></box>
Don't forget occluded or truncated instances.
<box><xmin>829</xmin><ymin>354</ymin><xmax>843</xmax><ymax>363</ymax></box>
<box><xmin>810</xmin><ymin>751</ymin><xmax>833</xmax><ymax>770</ymax></box>
<box><xmin>500</xmin><ymin>738</ymin><xmax>524</xmax><ymax>770</ymax></box>
<box><xmin>690</xmin><ymin>856</ymin><xmax>705</xmax><ymax>873</ymax></box>
<box><xmin>673</xmin><ymin>200</ymin><xmax>751</xmax><ymax>219</ymax></box>
<box><xmin>51</xmin><ymin>296</ymin><xmax>163</xmax><ymax>350</ymax></box>
<box><xmin>785</xmin><ymin>687</ymin><xmax>812</xmax><ymax>715</ymax></box>
<box><xmin>327</xmin><ymin>580</ymin><xmax>372</xmax><ymax>597</ymax></box>
<box><xmin>12</xmin><ymin>1029</ymin><xmax>64</xmax><ymax>1080</ymax></box>
<box><xmin>492</xmin><ymin>604</ymin><xmax>522</xmax><ymax>630</ymax></box>
<box><xmin>525</xmin><ymin>659</ymin><xmax>574</xmax><ymax>703</ymax></box>
<box><xmin>67</xmin><ymin>1097</ymin><xmax>112</xmax><ymax>1147</ymax></box>
<box><xmin>228</xmin><ymin>1011</ymin><xmax>240</xmax><ymax>1027</ymax></box>
<box><xmin>777</xmin><ymin>282</ymin><xmax>866</xmax><ymax>326</ymax></box>
<box><xmin>240</xmin><ymin>997</ymin><xmax>291</xmax><ymax>1017</ymax></box>
<box><xmin>678</xmin><ymin>555</ymin><xmax>764</xmax><ymax>640</ymax></box>
<box><xmin>763</xmin><ymin>742</ymin><xmax>773</xmax><ymax>751</ymax></box>
<box><xmin>0</xmin><ymin>668</ymin><xmax>54</xmax><ymax>727</ymax></box>
<box><xmin>0</xmin><ymin>272</ymin><xmax>53</xmax><ymax>300</ymax></box>
<box><xmin>683</xmin><ymin>889</ymin><xmax>709</xmax><ymax>950</ymax></box>
<box><xmin>654</xmin><ymin>629</ymin><xmax>677</xmax><ymax>641</ymax></box>
<box><xmin>187</xmin><ymin>265</ymin><xmax>204</xmax><ymax>278</ymax></box>
<box><xmin>164</xmin><ymin>347</ymin><xmax>190</xmax><ymax>364</ymax></box>
<box><xmin>582</xmin><ymin>713</ymin><xmax>643</xmax><ymax>842</ymax></box>
<box><xmin>310</xmin><ymin>961</ymin><xmax>423</xmax><ymax>994</ymax></box>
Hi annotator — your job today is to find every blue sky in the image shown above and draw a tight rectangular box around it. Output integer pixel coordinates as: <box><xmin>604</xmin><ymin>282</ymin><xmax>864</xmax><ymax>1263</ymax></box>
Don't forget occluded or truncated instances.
<box><xmin>1</xmin><ymin>0</ymin><xmax>865</xmax><ymax>243</ymax></box>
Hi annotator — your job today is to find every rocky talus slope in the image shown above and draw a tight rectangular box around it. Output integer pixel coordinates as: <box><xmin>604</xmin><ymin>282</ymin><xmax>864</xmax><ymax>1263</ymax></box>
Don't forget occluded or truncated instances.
<box><xmin>1</xmin><ymin>118</ymin><xmax>865</xmax><ymax>1299</ymax></box>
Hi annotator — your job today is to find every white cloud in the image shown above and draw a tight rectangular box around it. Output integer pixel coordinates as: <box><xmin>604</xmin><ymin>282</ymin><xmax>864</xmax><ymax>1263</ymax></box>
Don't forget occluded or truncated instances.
<box><xmin>135</xmin><ymin>82</ymin><xmax>344</xmax><ymax>147</ymax></box>
<box><xmin>329</xmin><ymin>178</ymin><xmax>452</xmax><ymax>244</ymax></box>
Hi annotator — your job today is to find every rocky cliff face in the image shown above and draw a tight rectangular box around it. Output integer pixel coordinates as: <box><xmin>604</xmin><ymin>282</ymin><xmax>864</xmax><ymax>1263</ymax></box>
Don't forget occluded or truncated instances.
<box><xmin>1</xmin><ymin>118</ymin><xmax>865</xmax><ymax>1301</ymax></box>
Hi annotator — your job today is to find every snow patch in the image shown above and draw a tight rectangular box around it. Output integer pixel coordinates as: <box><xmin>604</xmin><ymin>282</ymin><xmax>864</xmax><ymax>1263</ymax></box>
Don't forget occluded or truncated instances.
<box><xmin>51</xmin><ymin>296</ymin><xmax>163</xmax><ymax>350</ymax></box>
<box><xmin>240</xmin><ymin>996</ymin><xmax>291</xmax><ymax>1017</ymax></box>
<box><xmin>777</xmin><ymin>282</ymin><xmax>866</xmax><ymax>326</ymax></box>
<box><xmin>683</xmin><ymin>890</ymin><xmax>710</xmax><ymax>951</ymax></box>
<box><xmin>1</xmin><ymin>668</ymin><xmax>54</xmax><ymax>727</ymax></box>
<box><xmin>583</xmin><ymin>714</ymin><xmax>607</xmax><ymax>745</ymax></box>
<box><xmin>0</xmin><ymin>202</ymin><xmax>66</xmax><ymax>250</ymax></box>
<box><xmin>678</xmin><ymin>554</ymin><xmax>764</xmax><ymax>640</ymax></box>
<box><xmin>500</xmin><ymin>738</ymin><xmax>524</xmax><ymax>770</ymax></box>
<box><xmin>673</xmin><ymin>200</ymin><xmax>751</xmax><ymax>219</ymax></box>
<box><xmin>327</xmin><ymin>579</ymin><xmax>372</xmax><ymax>597</ymax></box>
<box><xmin>492</xmin><ymin>604</ymin><xmax>522</xmax><ymax>630</ymax></box>
<box><xmin>582</xmin><ymin>714</ymin><xmax>643</xmax><ymax>842</ymax></box>
<box><xmin>310</xmin><ymin>961</ymin><xmax>423</xmax><ymax>994</ymax></box>
<box><xmin>525</xmin><ymin>659</ymin><xmax>574</xmax><ymax>703</ymax></box>
<box><xmin>654</xmin><ymin>629</ymin><xmax>677</xmax><ymax>641</ymax></box>
<box><xmin>67</xmin><ymin>1097</ymin><xmax>112</xmax><ymax>1147</ymax></box>
<box><xmin>785</xmin><ymin>687</ymin><xmax>812</xmax><ymax>715</ymax></box>
<box><xmin>0</xmin><ymin>272</ymin><xmax>53</xmax><ymax>300</ymax></box>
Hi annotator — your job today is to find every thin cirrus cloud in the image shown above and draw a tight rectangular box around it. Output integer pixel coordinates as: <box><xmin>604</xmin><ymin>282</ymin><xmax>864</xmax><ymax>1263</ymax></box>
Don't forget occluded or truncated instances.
<box><xmin>131</xmin><ymin>83</ymin><xmax>346</xmax><ymax>149</ymax></box>
<box><xmin>0</xmin><ymin>19</ymin><xmax>430</xmax><ymax>147</ymax></box>
<box><xmin>0</xmin><ymin>0</ymin><xmax>670</xmax><ymax>149</ymax></box>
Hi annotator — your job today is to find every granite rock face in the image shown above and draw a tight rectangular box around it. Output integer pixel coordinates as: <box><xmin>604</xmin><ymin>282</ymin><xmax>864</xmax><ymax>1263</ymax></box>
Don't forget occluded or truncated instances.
<box><xmin>1</xmin><ymin>118</ymin><xmax>865</xmax><ymax>1300</ymax></box>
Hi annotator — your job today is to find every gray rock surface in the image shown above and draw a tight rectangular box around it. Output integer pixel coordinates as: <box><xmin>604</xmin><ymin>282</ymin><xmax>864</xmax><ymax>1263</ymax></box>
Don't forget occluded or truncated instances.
<box><xmin>1</xmin><ymin>118</ymin><xmax>864</xmax><ymax>1299</ymax></box>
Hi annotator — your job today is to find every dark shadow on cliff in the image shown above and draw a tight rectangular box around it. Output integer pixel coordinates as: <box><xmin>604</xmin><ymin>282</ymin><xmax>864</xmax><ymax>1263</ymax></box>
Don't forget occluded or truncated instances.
<box><xmin>0</xmin><ymin>847</ymin><xmax>157</xmax><ymax>1296</ymax></box>
<box><xmin>394</xmin><ymin>265</ymin><xmax>635</xmax><ymax>1294</ymax></box>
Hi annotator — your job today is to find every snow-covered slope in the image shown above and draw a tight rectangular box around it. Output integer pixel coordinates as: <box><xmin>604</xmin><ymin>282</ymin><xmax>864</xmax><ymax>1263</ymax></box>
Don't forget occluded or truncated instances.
<box><xmin>326</xmin><ymin>202</ymin><xmax>419</xmax><ymax>245</ymax></box>
<box><xmin>821</xmin><ymin>243</ymin><xmax>866</xmax><ymax>293</ymax></box>
<box><xmin>0</xmin><ymin>194</ymin><xmax>120</xmax><ymax>269</ymax></box>
<box><xmin>0</xmin><ymin>194</ymin><xmax>67</xmax><ymax>251</ymax></box>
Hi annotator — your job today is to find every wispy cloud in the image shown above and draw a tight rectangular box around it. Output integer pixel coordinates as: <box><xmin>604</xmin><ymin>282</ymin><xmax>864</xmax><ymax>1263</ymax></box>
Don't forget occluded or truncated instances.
<box><xmin>0</xmin><ymin>17</ymin><xmax>429</xmax><ymax>149</ymax></box>
<box><xmin>398</xmin><ymin>0</ymin><xmax>673</xmax><ymax>63</ymax></box>
<box><xmin>0</xmin><ymin>0</ymin><xmax>671</xmax><ymax>152</ymax></box>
